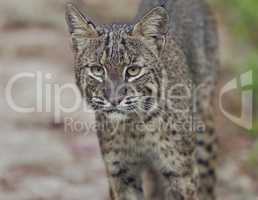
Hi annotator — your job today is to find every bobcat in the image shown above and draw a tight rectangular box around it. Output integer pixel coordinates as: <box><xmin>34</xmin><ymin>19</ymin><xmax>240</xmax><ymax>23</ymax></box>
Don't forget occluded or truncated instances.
<box><xmin>65</xmin><ymin>0</ymin><xmax>218</xmax><ymax>199</ymax></box>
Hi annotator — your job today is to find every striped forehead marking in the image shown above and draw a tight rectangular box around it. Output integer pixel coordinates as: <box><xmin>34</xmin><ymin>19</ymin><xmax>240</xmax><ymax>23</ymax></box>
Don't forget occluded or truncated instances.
<box><xmin>100</xmin><ymin>24</ymin><xmax>132</xmax><ymax>68</ymax></box>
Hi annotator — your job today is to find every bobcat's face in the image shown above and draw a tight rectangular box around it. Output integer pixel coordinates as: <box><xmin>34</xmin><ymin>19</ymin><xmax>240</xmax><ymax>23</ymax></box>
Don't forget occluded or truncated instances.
<box><xmin>66</xmin><ymin>4</ymin><xmax>168</xmax><ymax>120</ymax></box>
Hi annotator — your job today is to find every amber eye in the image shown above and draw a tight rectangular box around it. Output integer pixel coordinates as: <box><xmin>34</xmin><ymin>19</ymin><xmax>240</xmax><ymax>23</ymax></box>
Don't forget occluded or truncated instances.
<box><xmin>126</xmin><ymin>66</ymin><xmax>142</xmax><ymax>77</ymax></box>
<box><xmin>90</xmin><ymin>66</ymin><xmax>105</xmax><ymax>77</ymax></box>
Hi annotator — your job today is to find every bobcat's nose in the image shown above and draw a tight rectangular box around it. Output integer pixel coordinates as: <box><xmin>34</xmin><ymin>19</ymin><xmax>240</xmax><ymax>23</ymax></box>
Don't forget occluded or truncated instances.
<box><xmin>104</xmin><ymin>84</ymin><xmax>128</xmax><ymax>106</ymax></box>
<box><xmin>109</xmin><ymin>96</ymin><xmax>124</xmax><ymax>106</ymax></box>
<box><xmin>111</xmin><ymin>86</ymin><xmax>128</xmax><ymax>106</ymax></box>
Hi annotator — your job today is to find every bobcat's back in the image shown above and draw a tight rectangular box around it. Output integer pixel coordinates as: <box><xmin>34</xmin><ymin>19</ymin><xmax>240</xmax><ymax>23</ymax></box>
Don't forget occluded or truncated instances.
<box><xmin>137</xmin><ymin>0</ymin><xmax>219</xmax><ymax>199</ymax></box>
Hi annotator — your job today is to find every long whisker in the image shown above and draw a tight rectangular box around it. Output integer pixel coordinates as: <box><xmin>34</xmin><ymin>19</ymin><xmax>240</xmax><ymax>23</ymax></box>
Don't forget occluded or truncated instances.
<box><xmin>137</xmin><ymin>97</ymin><xmax>169</xmax><ymax>117</ymax></box>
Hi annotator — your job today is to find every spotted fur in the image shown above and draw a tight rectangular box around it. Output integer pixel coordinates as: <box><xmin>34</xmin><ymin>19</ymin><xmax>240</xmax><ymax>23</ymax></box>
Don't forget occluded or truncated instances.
<box><xmin>65</xmin><ymin>0</ymin><xmax>218</xmax><ymax>199</ymax></box>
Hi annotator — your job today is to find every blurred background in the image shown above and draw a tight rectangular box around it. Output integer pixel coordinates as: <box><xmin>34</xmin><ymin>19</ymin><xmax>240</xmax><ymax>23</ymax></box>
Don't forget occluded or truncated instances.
<box><xmin>0</xmin><ymin>0</ymin><xmax>257</xmax><ymax>199</ymax></box>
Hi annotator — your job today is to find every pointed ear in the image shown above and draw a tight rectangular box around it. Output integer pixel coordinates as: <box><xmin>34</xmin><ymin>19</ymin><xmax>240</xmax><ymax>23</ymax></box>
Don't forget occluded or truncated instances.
<box><xmin>65</xmin><ymin>3</ymin><xmax>98</xmax><ymax>51</ymax></box>
<box><xmin>132</xmin><ymin>7</ymin><xmax>169</xmax><ymax>56</ymax></box>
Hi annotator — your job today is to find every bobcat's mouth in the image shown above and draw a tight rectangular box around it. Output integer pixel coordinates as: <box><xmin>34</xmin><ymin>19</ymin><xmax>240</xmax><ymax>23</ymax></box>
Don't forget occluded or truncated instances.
<box><xmin>104</xmin><ymin>108</ymin><xmax>128</xmax><ymax>121</ymax></box>
<box><xmin>105</xmin><ymin>108</ymin><xmax>125</xmax><ymax>114</ymax></box>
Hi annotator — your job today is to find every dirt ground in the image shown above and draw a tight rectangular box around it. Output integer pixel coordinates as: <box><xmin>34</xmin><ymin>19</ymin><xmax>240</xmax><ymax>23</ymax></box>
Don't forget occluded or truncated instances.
<box><xmin>0</xmin><ymin>0</ymin><xmax>257</xmax><ymax>200</ymax></box>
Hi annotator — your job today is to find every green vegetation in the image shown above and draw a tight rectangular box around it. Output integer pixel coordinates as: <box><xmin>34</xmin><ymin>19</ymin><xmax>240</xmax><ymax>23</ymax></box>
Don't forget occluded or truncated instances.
<box><xmin>247</xmin><ymin>55</ymin><xmax>258</xmax><ymax>136</ymax></box>
<box><xmin>213</xmin><ymin>1</ymin><xmax>258</xmax><ymax>174</ymax></box>
<box><xmin>214</xmin><ymin>0</ymin><xmax>258</xmax><ymax>136</ymax></box>
<box><xmin>215</xmin><ymin>0</ymin><xmax>258</xmax><ymax>45</ymax></box>
<box><xmin>247</xmin><ymin>141</ymin><xmax>258</xmax><ymax>176</ymax></box>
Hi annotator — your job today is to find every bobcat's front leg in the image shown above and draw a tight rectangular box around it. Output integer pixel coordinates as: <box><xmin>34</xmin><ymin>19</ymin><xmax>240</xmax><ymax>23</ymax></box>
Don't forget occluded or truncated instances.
<box><xmin>105</xmin><ymin>159</ymin><xmax>144</xmax><ymax>200</ymax></box>
<box><xmin>161</xmin><ymin>160</ymin><xmax>199</xmax><ymax>200</ymax></box>
<box><xmin>108</xmin><ymin>177</ymin><xmax>142</xmax><ymax>200</ymax></box>
<box><xmin>165</xmin><ymin>175</ymin><xmax>199</xmax><ymax>200</ymax></box>
<box><xmin>145</xmin><ymin>167</ymin><xmax>199</xmax><ymax>200</ymax></box>
<box><xmin>151</xmin><ymin>142</ymin><xmax>199</xmax><ymax>200</ymax></box>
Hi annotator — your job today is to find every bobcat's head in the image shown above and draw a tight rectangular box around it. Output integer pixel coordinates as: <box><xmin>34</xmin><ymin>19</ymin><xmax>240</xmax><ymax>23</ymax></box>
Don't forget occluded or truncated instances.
<box><xmin>66</xmin><ymin>4</ymin><xmax>169</xmax><ymax>120</ymax></box>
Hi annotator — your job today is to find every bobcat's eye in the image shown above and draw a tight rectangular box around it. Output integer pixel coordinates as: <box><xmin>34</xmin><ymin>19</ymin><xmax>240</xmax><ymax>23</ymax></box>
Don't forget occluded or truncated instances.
<box><xmin>90</xmin><ymin>66</ymin><xmax>105</xmax><ymax>77</ymax></box>
<box><xmin>126</xmin><ymin>66</ymin><xmax>142</xmax><ymax>77</ymax></box>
